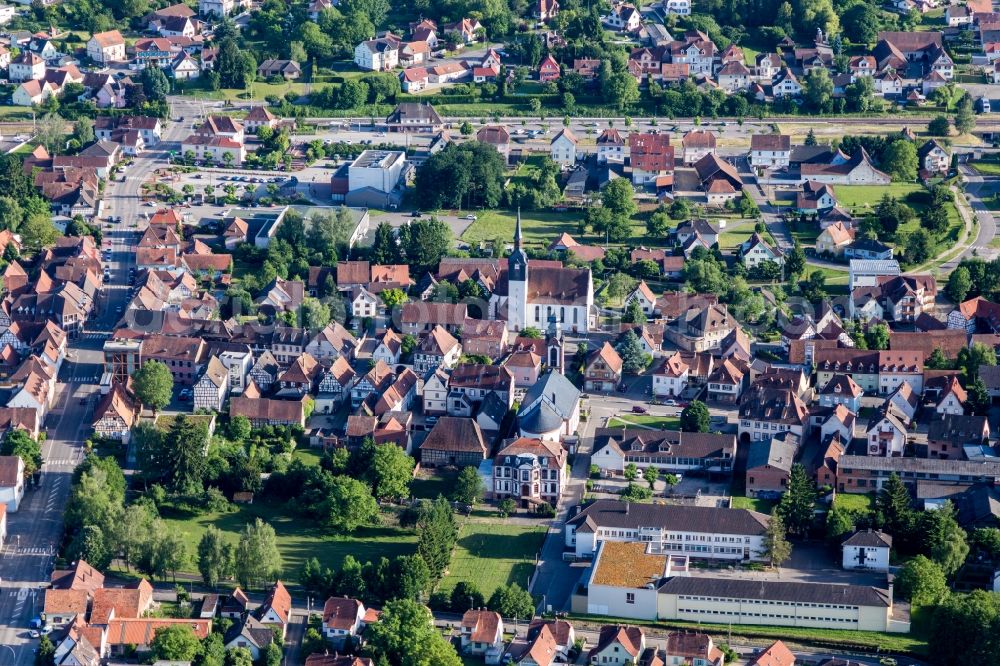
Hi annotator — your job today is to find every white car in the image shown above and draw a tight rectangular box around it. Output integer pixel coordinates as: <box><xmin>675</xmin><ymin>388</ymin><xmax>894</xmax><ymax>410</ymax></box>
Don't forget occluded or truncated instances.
<box><xmin>464</xmin><ymin>214</ymin><xmax>477</xmax><ymax>220</ymax></box>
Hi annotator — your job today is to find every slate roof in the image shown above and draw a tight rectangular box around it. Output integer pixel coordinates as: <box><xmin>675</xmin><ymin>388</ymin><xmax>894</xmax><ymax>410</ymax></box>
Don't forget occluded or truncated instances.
<box><xmin>658</xmin><ymin>577</ymin><xmax>891</xmax><ymax>607</ymax></box>
<box><xmin>567</xmin><ymin>499</ymin><xmax>768</xmax><ymax>536</ymax></box>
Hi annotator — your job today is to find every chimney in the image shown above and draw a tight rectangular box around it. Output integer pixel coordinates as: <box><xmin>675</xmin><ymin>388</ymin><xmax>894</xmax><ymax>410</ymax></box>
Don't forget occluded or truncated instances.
<box><xmin>625</xmin><ymin>502</ymin><xmax>630</xmax><ymax>515</ymax></box>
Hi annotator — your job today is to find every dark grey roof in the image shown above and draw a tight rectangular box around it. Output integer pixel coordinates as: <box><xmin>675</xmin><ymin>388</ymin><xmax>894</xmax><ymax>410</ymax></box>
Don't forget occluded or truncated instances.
<box><xmin>980</xmin><ymin>364</ymin><xmax>1000</xmax><ymax>390</ymax></box>
<box><xmin>745</xmin><ymin>437</ymin><xmax>797</xmax><ymax>473</ymax></box>
<box><xmin>595</xmin><ymin>427</ymin><xmax>735</xmax><ymax>460</ymax></box>
<box><xmin>567</xmin><ymin>499</ymin><xmax>769</xmax><ymax>536</ymax></box>
<box><xmin>519</xmin><ymin>398</ymin><xmax>564</xmax><ymax>434</ymax></box>
<box><xmin>518</xmin><ymin>371</ymin><xmax>580</xmax><ymax>421</ymax></box>
<box><xmin>657</xmin><ymin>576</ymin><xmax>891</xmax><ymax>608</ymax></box>
<box><xmin>927</xmin><ymin>414</ymin><xmax>989</xmax><ymax>443</ymax></box>
<box><xmin>842</xmin><ymin>529</ymin><xmax>892</xmax><ymax>548</ymax></box>
<box><xmin>477</xmin><ymin>390</ymin><xmax>508</xmax><ymax>427</ymax></box>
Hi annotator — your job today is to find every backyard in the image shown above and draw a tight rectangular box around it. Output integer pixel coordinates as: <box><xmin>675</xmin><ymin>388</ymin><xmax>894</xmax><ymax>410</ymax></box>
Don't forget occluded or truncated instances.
<box><xmin>607</xmin><ymin>414</ymin><xmax>681</xmax><ymax>430</ymax></box>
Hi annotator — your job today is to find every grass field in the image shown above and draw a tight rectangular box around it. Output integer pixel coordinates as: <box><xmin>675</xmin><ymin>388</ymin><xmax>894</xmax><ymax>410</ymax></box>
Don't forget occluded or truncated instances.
<box><xmin>834</xmin><ymin>184</ymin><xmax>924</xmax><ymax>211</ymax></box>
<box><xmin>730</xmin><ymin>496</ymin><xmax>777</xmax><ymax>513</ymax></box>
<box><xmin>412</xmin><ymin>469</ymin><xmax>459</xmax><ymax>500</ymax></box>
<box><xmin>607</xmin><ymin>414</ymin><xmax>680</xmax><ymax>430</ymax></box>
<box><xmin>439</xmin><ymin>522</ymin><xmax>547</xmax><ymax>599</ymax></box>
<box><xmin>161</xmin><ymin>502</ymin><xmax>418</xmax><ymax>583</ymax></box>
<box><xmin>833</xmin><ymin>493</ymin><xmax>876</xmax><ymax>513</ymax></box>
<box><xmin>460</xmin><ymin>209</ymin><xmax>587</xmax><ymax>248</ymax></box>
<box><xmin>971</xmin><ymin>160</ymin><xmax>1000</xmax><ymax>176</ymax></box>
<box><xmin>805</xmin><ymin>265</ymin><xmax>849</xmax><ymax>286</ymax></box>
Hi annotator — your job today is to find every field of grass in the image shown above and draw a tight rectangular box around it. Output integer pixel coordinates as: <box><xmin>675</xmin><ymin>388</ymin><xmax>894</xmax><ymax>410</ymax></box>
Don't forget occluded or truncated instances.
<box><xmin>161</xmin><ymin>502</ymin><xmax>418</xmax><ymax>585</ymax></box>
<box><xmin>411</xmin><ymin>469</ymin><xmax>459</xmax><ymax>500</ymax></box>
<box><xmin>439</xmin><ymin>522</ymin><xmax>547</xmax><ymax>599</ymax></box>
<box><xmin>971</xmin><ymin>160</ymin><xmax>1000</xmax><ymax>176</ymax></box>
<box><xmin>834</xmin><ymin>184</ymin><xmax>924</xmax><ymax>212</ymax></box>
<box><xmin>607</xmin><ymin>414</ymin><xmax>681</xmax><ymax>430</ymax></box>
<box><xmin>805</xmin><ymin>265</ymin><xmax>849</xmax><ymax>286</ymax></box>
<box><xmin>833</xmin><ymin>493</ymin><xmax>876</xmax><ymax>513</ymax></box>
<box><xmin>292</xmin><ymin>447</ymin><xmax>324</xmax><ymax>467</ymax></box>
<box><xmin>460</xmin><ymin>209</ymin><xmax>588</xmax><ymax>248</ymax></box>
<box><xmin>718</xmin><ymin>228</ymin><xmax>753</xmax><ymax>250</ymax></box>
<box><xmin>730</xmin><ymin>496</ymin><xmax>777</xmax><ymax>513</ymax></box>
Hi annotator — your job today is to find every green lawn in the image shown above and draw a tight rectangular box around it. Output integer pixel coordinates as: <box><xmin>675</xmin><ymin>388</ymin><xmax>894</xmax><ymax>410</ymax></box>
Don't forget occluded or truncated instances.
<box><xmin>460</xmin><ymin>209</ymin><xmax>587</xmax><ymax>248</ymax></box>
<box><xmin>833</xmin><ymin>493</ymin><xmax>876</xmax><ymax>513</ymax></box>
<box><xmin>718</xmin><ymin>229</ymin><xmax>753</xmax><ymax>250</ymax></box>
<box><xmin>292</xmin><ymin>447</ymin><xmax>324</xmax><ymax>467</ymax></box>
<box><xmin>834</xmin><ymin>184</ymin><xmax>924</xmax><ymax>212</ymax></box>
<box><xmin>161</xmin><ymin>502</ymin><xmax>418</xmax><ymax>583</ymax></box>
<box><xmin>607</xmin><ymin>414</ymin><xmax>680</xmax><ymax>430</ymax></box>
<box><xmin>439</xmin><ymin>522</ymin><xmax>547</xmax><ymax>599</ymax></box>
<box><xmin>411</xmin><ymin>469</ymin><xmax>459</xmax><ymax>500</ymax></box>
<box><xmin>805</xmin><ymin>265</ymin><xmax>850</xmax><ymax>286</ymax></box>
<box><xmin>971</xmin><ymin>160</ymin><xmax>1000</xmax><ymax>176</ymax></box>
<box><xmin>730</xmin><ymin>496</ymin><xmax>777</xmax><ymax>513</ymax></box>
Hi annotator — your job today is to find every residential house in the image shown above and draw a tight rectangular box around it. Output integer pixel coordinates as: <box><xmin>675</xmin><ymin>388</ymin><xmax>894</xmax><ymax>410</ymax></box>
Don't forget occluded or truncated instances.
<box><xmin>927</xmin><ymin>414</ymin><xmax>989</xmax><ymax>459</ymax></box>
<box><xmin>322</xmin><ymin>596</ymin><xmax>367</xmax><ymax>649</ymax></box>
<box><xmin>224</xmin><ymin>616</ymin><xmax>274</xmax><ymax>660</ymax></box>
<box><xmin>257</xmin><ymin>59</ymin><xmax>301</xmax><ymax>80</ymax></box>
<box><xmin>750</xmin><ymin>134</ymin><xmax>791</xmax><ymax>169</ymax></box>
<box><xmin>0</xmin><ymin>456</ymin><xmax>24</xmax><ymax>512</ymax></box>
<box><xmin>193</xmin><ymin>356</ymin><xmax>230</xmax><ymax>411</ymax></box>
<box><xmin>738</xmin><ymin>387</ymin><xmax>808</xmax><ymax>444</ymax></box>
<box><xmin>492</xmin><ymin>437</ymin><xmax>567</xmax><ymax>506</ymax></box>
<box><xmin>538</xmin><ymin>54</ymin><xmax>560</xmax><ymax>81</ymax></box>
<box><xmin>652</xmin><ymin>351</ymin><xmax>689</xmax><ymax>398</ymax></box>
<box><xmin>817</xmin><ymin>374</ymin><xmax>863</xmax><ymax>412</ymax></box>
<box><xmin>744</xmin><ymin>433</ymin><xmax>799</xmax><ymax>497</ymax></box>
<box><xmin>255</xmin><ymin>581</ymin><xmax>291</xmax><ymax>638</ymax></box>
<box><xmin>665</xmin><ymin>304</ymin><xmax>736</xmax><ymax>353</ymax></box>
<box><xmin>816</xmin><ymin>222</ymin><xmax>855</xmax><ymax>256</ymax></box>
<box><xmin>682</xmin><ymin>130</ymin><xmax>716</xmax><ymax>165</ymax></box>
<box><xmin>87</xmin><ymin>30</ymin><xmax>125</xmax><ymax>63</ymax></box>
<box><xmin>797</xmin><ymin>181</ymin><xmax>837</xmax><ymax>213</ymax></box>
<box><xmin>91</xmin><ymin>382</ymin><xmax>138</xmax><ymax>443</ymax></box>
<box><xmin>739</xmin><ymin>233</ymin><xmax>784</xmax><ymax>269</ymax></box>
<box><xmin>629</xmin><ymin>133</ymin><xmax>674</xmax><ymax>186</ymax></box>
<box><xmin>587</xmin><ymin>625</ymin><xmax>646</xmax><ymax>665</ymax></box>
<box><xmin>413</xmin><ymin>325</ymin><xmax>461</xmax><ymax>374</ymax></box>
<box><xmin>460</xmin><ymin>610</ymin><xmax>504</xmax><ymax>659</ymax></box>
<box><xmin>597</xmin><ymin>128</ymin><xmax>626</xmax><ymax>163</ymax></box>
<box><xmin>550</xmin><ymin>128</ymin><xmax>577</xmax><ymax>165</ymax></box>
<box><xmin>584</xmin><ymin>342</ymin><xmax>623</xmax><ymax>392</ymax></box>
<box><xmin>229</xmin><ymin>397</ymin><xmax>306</xmax><ymax>428</ymax></box>
<box><xmin>606</xmin><ymin>3</ymin><xmax>641</xmax><ymax>31</ymax></box>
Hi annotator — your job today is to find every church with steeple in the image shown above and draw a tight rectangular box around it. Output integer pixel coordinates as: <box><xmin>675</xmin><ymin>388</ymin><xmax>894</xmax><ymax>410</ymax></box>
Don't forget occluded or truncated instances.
<box><xmin>500</xmin><ymin>210</ymin><xmax>595</xmax><ymax>334</ymax></box>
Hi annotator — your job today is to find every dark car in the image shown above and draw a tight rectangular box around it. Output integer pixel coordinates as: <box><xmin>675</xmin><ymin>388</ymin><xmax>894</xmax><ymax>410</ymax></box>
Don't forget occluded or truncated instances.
<box><xmin>631</xmin><ymin>405</ymin><xmax>647</xmax><ymax>414</ymax></box>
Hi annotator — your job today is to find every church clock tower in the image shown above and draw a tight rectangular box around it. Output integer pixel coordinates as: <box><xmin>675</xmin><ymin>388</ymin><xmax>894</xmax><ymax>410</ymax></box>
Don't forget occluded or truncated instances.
<box><xmin>507</xmin><ymin>209</ymin><xmax>528</xmax><ymax>332</ymax></box>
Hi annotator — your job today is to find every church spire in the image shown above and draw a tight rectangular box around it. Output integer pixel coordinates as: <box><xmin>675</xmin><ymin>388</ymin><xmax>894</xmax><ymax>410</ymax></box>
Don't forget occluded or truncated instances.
<box><xmin>514</xmin><ymin>207</ymin><xmax>523</xmax><ymax>249</ymax></box>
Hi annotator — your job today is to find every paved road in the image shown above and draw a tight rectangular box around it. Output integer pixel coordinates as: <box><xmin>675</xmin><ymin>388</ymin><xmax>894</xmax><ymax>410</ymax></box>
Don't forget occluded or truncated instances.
<box><xmin>957</xmin><ymin>164</ymin><xmax>999</xmax><ymax>263</ymax></box>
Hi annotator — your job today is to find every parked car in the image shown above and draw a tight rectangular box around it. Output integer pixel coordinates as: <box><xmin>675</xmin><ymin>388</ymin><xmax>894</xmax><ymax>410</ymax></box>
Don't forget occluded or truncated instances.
<box><xmin>663</xmin><ymin>399</ymin><xmax>677</xmax><ymax>406</ymax></box>
<box><xmin>464</xmin><ymin>214</ymin><xmax>477</xmax><ymax>220</ymax></box>
<box><xmin>631</xmin><ymin>406</ymin><xmax>647</xmax><ymax>414</ymax></box>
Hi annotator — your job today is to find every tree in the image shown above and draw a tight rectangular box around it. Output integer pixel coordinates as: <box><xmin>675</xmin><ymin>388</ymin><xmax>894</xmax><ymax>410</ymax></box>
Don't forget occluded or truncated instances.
<box><xmin>615</xmin><ymin>331</ymin><xmax>651</xmax><ymax>375</ymax></box>
<box><xmin>453</xmin><ymin>465</ymin><xmax>484</xmax><ymax>505</ymax></box>
<box><xmin>604</xmin><ymin>273</ymin><xmax>638</xmax><ymax>303</ymax></box>
<box><xmin>369</xmin><ymin>221</ymin><xmax>399</xmax><ymax>264</ymax></box>
<box><xmin>646</xmin><ymin>210</ymin><xmax>671</xmax><ymax>238</ymax></box>
<box><xmin>300</xmin><ymin>297</ymin><xmax>331</xmax><ymax>330</ymax></box>
<box><xmin>643</xmin><ymin>466</ymin><xmax>658</xmax><ymax>489</ymax></box>
<box><xmin>132</xmin><ymin>361</ymin><xmax>174</xmax><ymax>414</ymax></box>
<box><xmin>668</xmin><ymin>198</ymin><xmax>691</xmax><ymax>220</ymax></box>
<box><xmin>897</xmin><ymin>555</ymin><xmax>948</xmax><ymax>606</ymax></box>
<box><xmin>497</xmin><ymin>498</ymin><xmax>516</xmax><ymax>517</ymax></box>
<box><xmin>624</xmin><ymin>463</ymin><xmax>638</xmax><ymax>482</ymax></box>
<box><xmin>904</xmin><ymin>228</ymin><xmax>932</xmax><ymax>263</ymax></box>
<box><xmin>825</xmin><ymin>505</ymin><xmax>856</xmax><ymax>544</ymax></box>
<box><xmin>68</xmin><ymin>525</ymin><xmax>111</xmax><ymax>570</ymax></box>
<box><xmin>366</xmin><ymin>599</ymin><xmax>462</xmax><ymax>666</ymax></box>
<box><xmin>928</xmin><ymin>590</ymin><xmax>1000</xmax><ymax>665</ymax></box>
<box><xmin>450</xmin><ymin>581</ymin><xmax>485</xmax><ymax>612</ymax></box>
<box><xmin>948</xmin><ymin>266</ymin><xmax>973</xmax><ymax>303</ymax></box>
<box><xmin>928</xmin><ymin>115</ymin><xmax>951</xmax><ymax>137</ymax></box>
<box><xmin>389</xmin><ymin>554</ymin><xmax>430</xmax><ymax>601</ymax></box>
<box><xmin>488</xmin><ymin>582</ymin><xmax>535</xmax><ymax>618</ymax></box>
<box><xmin>216</xmin><ymin>38</ymin><xmax>254</xmax><ymax>88</ymax></box>
<box><xmin>777</xmin><ymin>464</ymin><xmax>816</xmax><ymax>536</ymax></box>
<box><xmin>680</xmin><ymin>401</ymin><xmax>710</xmax><ymax>433</ymax></box>
<box><xmin>881</xmin><ymin>140</ymin><xmax>918</xmax><ymax>182</ymax></box>
<box><xmin>922</xmin><ymin>501</ymin><xmax>969</xmax><ymax>576</ymax></box>
<box><xmin>36</xmin><ymin>635</ymin><xmax>55</xmax><ymax>666</ymax></box>
<box><xmin>414</xmin><ymin>142</ymin><xmax>507</xmax><ymax>210</ymax></box>
<box><xmin>323</xmin><ymin>475</ymin><xmax>379</xmax><ymax>531</ymax></box>
<box><xmin>198</xmin><ymin>526</ymin><xmax>232</xmax><ymax>587</ymax></box>
<box><xmin>763</xmin><ymin>510</ymin><xmax>792</xmax><ymax>567</ymax></box>
<box><xmin>803</xmin><ymin>68</ymin><xmax>834</xmax><ymax>112</ymax></box>
<box><xmin>955</xmin><ymin>94</ymin><xmax>976</xmax><ymax>135</ymax></box>
<box><xmin>972</xmin><ymin>527</ymin><xmax>1000</xmax><ymax>560</ymax></box>
<box><xmin>19</xmin><ymin>209</ymin><xmax>59</xmax><ymax>253</ymax></box>
<box><xmin>225</xmin><ymin>647</ymin><xmax>254</xmax><ymax>666</ymax></box>
<box><xmin>417</xmin><ymin>497</ymin><xmax>458</xmax><ymax>582</ymax></box>
<box><xmin>234</xmin><ymin>519</ymin><xmax>281</xmax><ymax>589</ymax></box>
<box><xmin>601</xmin><ymin>179</ymin><xmax>638</xmax><ymax>219</ymax></box>
<box><xmin>369</xmin><ymin>443</ymin><xmax>414</xmax><ymax>501</ymax></box>
<box><xmin>875</xmin><ymin>473</ymin><xmax>914</xmax><ymax>544</ymax></box>
<box><xmin>967</xmin><ymin>377</ymin><xmax>991</xmax><ymax>415</ymax></box>
<box><xmin>786</xmin><ymin>242</ymin><xmax>806</xmax><ymax>280</ymax></box>
<box><xmin>72</xmin><ymin>118</ymin><xmax>95</xmax><ymax>146</ymax></box>
<box><xmin>151</xmin><ymin>625</ymin><xmax>202</xmax><ymax>661</ymax></box>
<box><xmin>2</xmin><ymin>429</ymin><xmax>41</xmax><ymax>479</ymax></box>
<box><xmin>958</xmin><ymin>341</ymin><xmax>997</xmax><ymax>382</ymax></box>
<box><xmin>380</xmin><ymin>288</ymin><xmax>408</xmax><ymax>310</ymax></box>
<box><xmin>402</xmin><ymin>217</ymin><xmax>453</xmax><ymax>271</ymax></box>
<box><xmin>622</xmin><ymin>299</ymin><xmax>647</xmax><ymax>325</ymax></box>
<box><xmin>865</xmin><ymin>322</ymin><xmax>890</xmax><ymax>351</ymax></box>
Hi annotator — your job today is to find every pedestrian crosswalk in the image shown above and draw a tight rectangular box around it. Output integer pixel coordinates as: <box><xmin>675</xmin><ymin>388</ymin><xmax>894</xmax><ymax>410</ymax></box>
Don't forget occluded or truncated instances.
<box><xmin>80</xmin><ymin>331</ymin><xmax>112</xmax><ymax>339</ymax></box>
<box><xmin>44</xmin><ymin>459</ymin><xmax>77</xmax><ymax>467</ymax></box>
